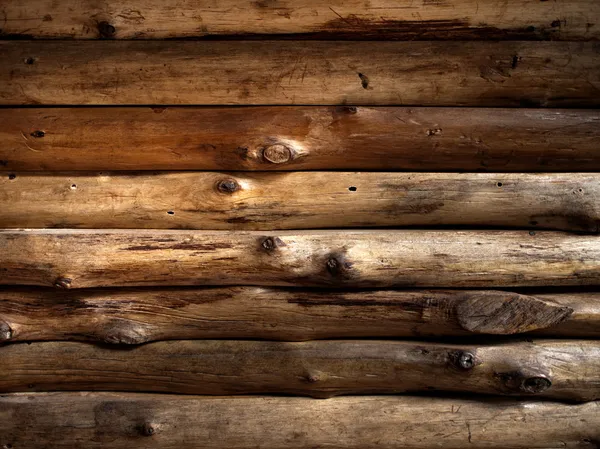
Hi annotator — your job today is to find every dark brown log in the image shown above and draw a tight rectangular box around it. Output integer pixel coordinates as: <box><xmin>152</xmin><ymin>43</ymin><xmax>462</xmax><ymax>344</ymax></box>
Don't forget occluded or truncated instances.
<box><xmin>1</xmin><ymin>229</ymin><xmax>599</xmax><ymax>288</ymax></box>
<box><xmin>2</xmin><ymin>107</ymin><xmax>599</xmax><ymax>172</ymax></box>
<box><xmin>0</xmin><ymin>0</ymin><xmax>598</xmax><ymax>40</ymax></box>
<box><xmin>1</xmin><ymin>339</ymin><xmax>598</xmax><ymax>401</ymax></box>
<box><xmin>0</xmin><ymin>287</ymin><xmax>588</xmax><ymax>343</ymax></box>
<box><xmin>2</xmin><ymin>393</ymin><xmax>599</xmax><ymax>449</ymax></box>
<box><xmin>2</xmin><ymin>172</ymin><xmax>599</xmax><ymax>232</ymax></box>
<box><xmin>1</xmin><ymin>41</ymin><xmax>599</xmax><ymax>106</ymax></box>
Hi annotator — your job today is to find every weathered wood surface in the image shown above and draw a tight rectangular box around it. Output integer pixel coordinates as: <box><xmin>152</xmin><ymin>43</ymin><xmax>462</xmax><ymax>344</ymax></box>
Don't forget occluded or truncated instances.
<box><xmin>2</xmin><ymin>287</ymin><xmax>593</xmax><ymax>343</ymax></box>
<box><xmin>2</xmin><ymin>41</ymin><xmax>599</xmax><ymax>106</ymax></box>
<box><xmin>3</xmin><ymin>107</ymin><xmax>599</xmax><ymax>172</ymax></box>
<box><xmin>2</xmin><ymin>394</ymin><xmax>599</xmax><ymax>449</ymax></box>
<box><xmin>3</xmin><ymin>172</ymin><xmax>599</xmax><ymax>232</ymax></box>
<box><xmin>1</xmin><ymin>339</ymin><xmax>599</xmax><ymax>401</ymax></box>
<box><xmin>2</xmin><ymin>229</ymin><xmax>600</xmax><ymax>288</ymax></box>
<box><xmin>1</xmin><ymin>0</ymin><xmax>599</xmax><ymax>40</ymax></box>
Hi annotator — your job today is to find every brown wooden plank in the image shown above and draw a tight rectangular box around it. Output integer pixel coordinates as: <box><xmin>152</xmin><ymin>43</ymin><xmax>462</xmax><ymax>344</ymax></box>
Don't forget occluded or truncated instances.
<box><xmin>0</xmin><ymin>0</ymin><xmax>598</xmax><ymax>40</ymax></box>
<box><xmin>1</xmin><ymin>41</ymin><xmax>599</xmax><ymax>106</ymax></box>
<box><xmin>3</xmin><ymin>394</ymin><xmax>599</xmax><ymax>449</ymax></box>
<box><xmin>2</xmin><ymin>287</ymin><xmax>591</xmax><ymax>343</ymax></box>
<box><xmin>1</xmin><ymin>229</ymin><xmax>599</xmax><ymax>289</ymax></box>
<box><xmin>3</xmin><ymin>172</ymin><xmax>599</xmax><ymax>232</ymax></box>
<box><xmin>1</xmin><ymin>107</ymin><xmax>600</xmax><ymax>172</ymax></box>
<box><xmin>1</xmin><ymin>339</ymin><xmax>599</xmax><ymax>401</ymax></box>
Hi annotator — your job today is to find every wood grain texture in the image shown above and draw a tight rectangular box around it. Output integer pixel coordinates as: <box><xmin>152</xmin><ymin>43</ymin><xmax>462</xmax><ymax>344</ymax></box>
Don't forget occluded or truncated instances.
<box><xmin>0</xmin><ymin>0</ymin><xmax>598</xmax><ymax>40</ymax></box>
<box><xmin>3</xmin><ymin>172</ymin><xmax>600</xmax><ymax>232</ymax></box>
<box><xmin>1</xmin><ymin>41</ymin><xmax>599</xmax><ymax>106</ymax></box>
<box><xmin>1</xmin><ymin>339</ymin><xmax>599</xmax><ymax>401</ymax></box>
<box><xmin>3</xmin><ymin>107</ymin><xmax>599</xmax><ymax>172</ymax></box>
<box><xmin>0</xmin><ymin>287</ymin><xmax>587</xmax><ymax>344</ymax></box>
<box><xmin>1</xmin><ymin>229</ymin><xmax>599</xmax><ymax>289</ymax></box>
<box><xmin>2</xmin><ymin>394</ymin><xmax>599</xmax><ymax>449</ymax></box>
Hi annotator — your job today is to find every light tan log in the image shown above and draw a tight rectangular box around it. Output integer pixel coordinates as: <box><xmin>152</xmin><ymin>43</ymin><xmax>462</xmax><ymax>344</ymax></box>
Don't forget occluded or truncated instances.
<box><xmin>0</xmin><ymin>0</ymin><xmax>598</xmax><ymax>40</ymax></box>
<box><xmin>2</xmin><ymin>107</ymin><xmax>599</xmax><ymax>172</ymax></box>
<box><xmin>1</xmin><ymin>394</ymin><xmax>599</xmax><ymax>449</ymax></box>
<box><xmin>2</xmin><ymin>229</ymin><xmax>600</xmax><ymax>288</ymax></box>
<box><xmin>1</xmin><ymin>41</ymin><xmax>599</xmax><ymax>106</ymax></box>
<box><xmin>2</xmin><ymin>287</ymin><xmax>592</xmax><ymax>343</ymax></box>
<box><xmin>2</xmin><ymin>172</ymin><xmax>599</xmax><ymax>232</ymax></box>
<box><xmin>1</xmin><ymin>339</ymin><xmax>599</xmax><ymax>401</ymax></box>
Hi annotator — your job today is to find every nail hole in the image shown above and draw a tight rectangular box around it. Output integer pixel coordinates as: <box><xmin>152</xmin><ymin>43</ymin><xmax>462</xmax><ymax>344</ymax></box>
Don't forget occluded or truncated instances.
<box><xmin>348</xmin><ymin>186</ymin><xmax>357</xmax><ymax>192</ymax></box>
<box><xmin>8</xmin><ymin>174</ymin><xmax>16</xmax><ymax>180</ymax></box>
<box><xmin>30</xmin><ymin>130</ymin><xmax>45</xmax><ymax>138</ymax></box>
<box><xmin>357</xmin><ymin>73</ymin><xmax>369</xmax><ymax>89</ymax></box>
<box><xmin>24</xmin><ymin>57</ymin><xmax>35</xmax><ymax>65</ymax></box>
<box><xmin>4</xmin><ymin>444</ymin><xmax>13</xmax><ymax>449</ymax></box>
<box><xmin>496</xmin><ymin>182</ymin><xmax>503</xmax><ymax>187</ymax></box>
<box><xmin>70</xmin><ymin>184</ymin><xmax>77</xmax><ymax>190</ymax></box>
<box><xmin>167</xmin><ymin>211</ymin><xmax>175</xmax><ymax>215</ymax></box>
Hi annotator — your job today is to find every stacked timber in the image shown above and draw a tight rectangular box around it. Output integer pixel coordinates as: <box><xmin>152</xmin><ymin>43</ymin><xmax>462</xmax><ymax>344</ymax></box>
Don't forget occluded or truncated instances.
<box><xmin>1</xmin><ymin>1</ymin><xmax>600</xmax><ymax>448</ymax></box>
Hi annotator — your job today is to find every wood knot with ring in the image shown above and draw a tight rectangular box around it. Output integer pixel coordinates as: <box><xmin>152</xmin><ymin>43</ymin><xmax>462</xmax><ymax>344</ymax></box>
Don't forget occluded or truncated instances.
<box><xmin>262</xmin><ymin>144</ymin><xmax>292</xmax><ymax>164</ymax></box>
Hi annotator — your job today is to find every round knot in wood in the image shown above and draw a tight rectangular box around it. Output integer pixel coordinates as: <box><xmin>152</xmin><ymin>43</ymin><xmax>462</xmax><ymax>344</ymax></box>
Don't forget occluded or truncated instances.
<box><xmin>262</xmin><ymin>144</ymin><xmax>292</xmax><ymax>164</ymax></box>
<box><xmin>521</xmin><ymin>376</ymin><xmax>552</xmax><ymax>394</ymax></box>
<box><xmin>216</xmin><ymin>178</ymin><xmax>240</xmax><ymax>194</ymax></box>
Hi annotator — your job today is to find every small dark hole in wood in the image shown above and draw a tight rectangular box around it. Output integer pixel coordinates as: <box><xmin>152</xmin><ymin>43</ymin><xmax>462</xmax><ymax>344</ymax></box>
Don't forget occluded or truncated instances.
<box><xmin>497</xmin><ymin>182</ymin><xmax>503</xmax><ymax>187</ymax></box>
<box><xmin>348</xmin><ymin>186</ymin><xmax>357</xmax><ymax>191</ymax></box>
<box><xmin>8</xmin><ymin>174</ymin><xmax>16</xmax><ymax>180</ymax></box>
<box><xmin>71</xmin><ymin>184</ymin><xmax>77</xmax><ymax>189</ymax></box>
<box><xmin>24</xmin><ymin>57</ymin><xmax>35</xmax><ymax>65</ymax></box>
<box><xmin>357</xmin><ymin>73</ymin><xmax>369</xmax><ymax>89</ymax></box>
<box><xmin>5</xmin><ymin>444</ymin><xmax>13</xmax><ymax>449</ymax></box>
<box><xmin>30</xmin><ymin>130</ymin><xmax>45</xmax><ymax>138</ymax></box>
<box><xmin>167</xmin><ymin>211</ymin><xmax>175</xmax><ymax>215</ymax></box>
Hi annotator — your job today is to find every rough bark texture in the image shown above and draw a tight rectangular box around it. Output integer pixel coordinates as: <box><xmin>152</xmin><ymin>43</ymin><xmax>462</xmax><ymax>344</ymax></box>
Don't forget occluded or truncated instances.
<box><xmin>1</xmin><ymin>229</ymin><xmax>600</xmax><ymax>288</ymax></box>
<box><xmin>3</xmin><ymin>172</ymin><xmax>599</xmax><ymax>232</ymax></box>
<box><xmin>2</xmin><ymin>107</ymin><xmax>599</xmax><ymax>172</ymax></box>
<box><xmin>1</xmin><ymin>339</ymin><xmax>599</xmax><ymax>401</ymax></box>
<box><xmin>0</xmin><ymin>0</ymin><xmax>598</xmax><ymax>40</ymax></box>
<box><xmin>1</xmin><ymin>41</ymin><xmax>599</xmax><ymax>106</ymax></box>
<box><xmin>0</xmin><ymin>287</ymin><xmax>587</xmax><ymax>343</ymax></box>
<box><xmin>1</xmin><ymin>393</ymin><xmax>599</xmax><ymax>449</ymax></box>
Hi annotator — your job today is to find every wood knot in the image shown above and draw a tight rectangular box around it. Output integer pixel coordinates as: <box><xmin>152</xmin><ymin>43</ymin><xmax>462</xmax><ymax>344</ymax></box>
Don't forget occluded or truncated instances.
<box><xmin>452</xmin><ymin>351</ymin><xmax>476</xmax><ymax>370</ymax></box>
<box><xmin>216</xmin><ymin>178</ymin><xmax>240</xmax><ymax>194</ymax></box>
<box><xmin>335</xmin><ymin>106</ymin><xmax>358</xmax><ymax>114</ymax></box>
<box><xmin>30</xmin><ymin>130</ymin><xmax>45</xmax><ymax>138</ymax></box>
<box><xmin>304</xmin><ymin>373</ymin><xmax>321</xmax><ymax>383</ymax></box>
<box><xmin>98</xmin><ymin>21</ymin><xmax>116</xmax><ymax>38</ymax></box>
<box><xmin>520</xmin><ymin>376</ymin><xmax>552</xmax><ymax>394</ymax></box>
<box><xmin>102</xmin><ymin>325</ymin><xmax>149</xmax><ymax>345</ymax></box>
<box><xmin>261</xmin><ymin>236</ymin><xmax>285</xmax><ymax>252</ymax></box>
<box><xmin>326</xmin><ymin>255</ymin><xmax>353</xmax><ymax>278</ymax></box>
<box><xmin>262</xmin><ymin>144</ymin><xmax>292</xmax><ymax>164</ymax></box>
<box><xmin>54</xmin><ymin>277</ymin><xmax>72</xmax><ymax>289</ymax></box>
<box><xmin>0</xmin><ymin>320</ymin><xmax>13</xmax><ymax>341</ymax></box>
<box><xmin>140</xmin><ymin>422</ymin><xmax>156</xmax><ymax>436</ymax></box>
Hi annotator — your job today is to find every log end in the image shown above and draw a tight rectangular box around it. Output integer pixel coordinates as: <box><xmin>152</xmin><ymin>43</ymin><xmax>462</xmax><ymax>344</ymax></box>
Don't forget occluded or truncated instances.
<box><xmin>456</xmin><ymin>292</ymin><xmax>573</xmax><ymax>335</ymax></box>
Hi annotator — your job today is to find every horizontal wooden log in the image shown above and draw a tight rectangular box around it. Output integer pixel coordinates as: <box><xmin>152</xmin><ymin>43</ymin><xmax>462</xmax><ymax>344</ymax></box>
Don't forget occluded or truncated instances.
<box><xmin>3</xmin><ymin>287</ymin><xmax>595</xmax><ymax>343</ymax></box>
<box><xmin>1</xmin><ymin>339</ymin><xmax>599</xmax><ymax>401</ymax></box>
<box><xmin>1</xmin><ymin>394</ymin><xmax>599</xmax><ymax>449</ymax></box>
<box><xmin>1</xmin><ymin>41</ymin><xmax>599</xmax><ymax>106</ymax></box>
<box><xmin>2</xmin><ymin>229</ymin><xmax>599</xmax><ymax>288</ymax></box>
<box><xmin>1</xmin><ymin>0</ymin><xmax>598</xmax><ymax>40</ymax></box>
<box><xmin>3</xmin><ymin>172</ymin><xmax>599</xmax><ymax>232</ymax></box>
<box><xmin>2</xmin><ymin>107</ymin><xmax>599</xmax><ymax>172</ymax></box>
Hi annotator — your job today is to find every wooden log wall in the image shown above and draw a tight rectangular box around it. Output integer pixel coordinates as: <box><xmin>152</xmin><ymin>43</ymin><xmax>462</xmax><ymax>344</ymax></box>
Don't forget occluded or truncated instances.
<box><xmin>1</xmin><ymin>0</ymin><xmax>600</xmax><ymax>448</ymax></box>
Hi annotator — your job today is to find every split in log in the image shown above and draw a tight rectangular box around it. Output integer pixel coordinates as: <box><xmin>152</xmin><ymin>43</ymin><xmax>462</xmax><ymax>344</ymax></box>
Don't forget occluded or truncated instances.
<box><xmin>1</xmin><ymin>393</ymin><xmax>599</xmax><ymax>449</ymax></box>
<box><xmin>2</xmin><ymin>229</ymin><xmax>600</xmax><ymax>288</ymax></box>
<box><xmin>2</xmin><ymin>107</ymin><xmax>599</xmax><ymax>172</ymax></box>
<box><xmin>1</xmin><ymin>41</ymin><xmax>599</xmax><ymax>106</ymax></box>
<box><xmin>0</xmin><ymin>339</ymin><xmax>599</xmax><ymax>401</ymax></box>
<box><xmin>2</xmin><ymin>287</ymin><xmax>595</xmax><ymax>343</ymax></box>
<box><xmin>2</xmin><ymin>172</ymin><xmax>599</xmax><ymax>232</ymax></box>
<box><xmin>0</xmin><ymin>0</ymin><xmax>598</xmax><ymax>40</ymax></box>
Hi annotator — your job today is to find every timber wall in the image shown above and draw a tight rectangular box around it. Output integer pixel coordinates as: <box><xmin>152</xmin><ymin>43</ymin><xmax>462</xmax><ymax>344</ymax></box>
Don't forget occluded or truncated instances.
<box><xmin>1</xmin><ymin>1</ymin><xmax>600</xmax><ymax>447</ymax></box>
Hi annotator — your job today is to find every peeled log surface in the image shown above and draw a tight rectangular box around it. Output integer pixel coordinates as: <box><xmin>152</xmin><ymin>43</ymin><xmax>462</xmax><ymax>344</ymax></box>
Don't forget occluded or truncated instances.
<box><xmin>2</xmin><ymin>41</ymin><xmax>600</xmax><ymax>106</ymax></box>
<box><xmin>2</xmin><ymin>229</ymin><xmax>600</xmax><ymax>289</ymax></box>
<box><xmin>2</xmin><ymin>107</ymin><xmax>599</xmax><ymax>172</ymax></box>
<box><xmin>2</xmin><ymin>287</ymin><xmax>594</xmax><ymax>344</ymax></box>
<box><xmin>1</xmin><ymin>0</ymin><xmax>599</xmax><ymax>40</ymax></box>
<box><xmin>3</xmin><ymin>172</ymin><xmax>600</xmax><ymax>232</ymax></box>
<box><xmin>1</xmin><ymin>339</ymin><xmax>599</xmax><ymax>401</ymax></box>
<box><xmin>1</xmin><ymin>394</ymin><xmax>600</xmax><ymax>449</ymax></box>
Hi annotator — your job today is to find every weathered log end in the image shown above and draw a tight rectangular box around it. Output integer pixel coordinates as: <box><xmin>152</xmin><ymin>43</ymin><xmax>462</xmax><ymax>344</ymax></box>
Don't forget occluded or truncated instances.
<box><xmin>456</xmin><ymin>292</ymin><xmax>573</xmax><ymax>335</ymax></box>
